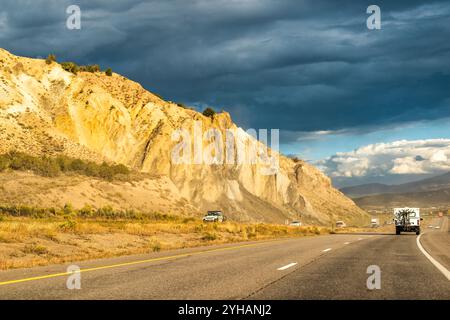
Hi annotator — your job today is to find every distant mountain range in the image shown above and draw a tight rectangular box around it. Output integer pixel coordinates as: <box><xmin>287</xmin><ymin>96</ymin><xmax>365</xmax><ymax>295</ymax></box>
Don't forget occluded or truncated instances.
<box><xmin>353</xmin><ymin>188</ymin><xmax>450</xmax><ymax>208</ymax></box>
<box><xmin>340</xmin><ymin>172</ymin><xmax>450</xmax><ymax>208</ymax></box>
<box><xmin>341</xmin><ymin>172</ymin><xmax>450</xmax><ymax>197</ymax></box>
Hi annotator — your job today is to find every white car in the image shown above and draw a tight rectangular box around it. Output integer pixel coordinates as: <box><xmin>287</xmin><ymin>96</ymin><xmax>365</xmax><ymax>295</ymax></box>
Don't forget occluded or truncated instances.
<box><xmin>336</xmin><ymin>221</ymin><xmax>346</xmax><ymax>228</ymax></box>
<box><xmin>428</xmin><ymin>225</ymin><xmax>434</xmax><ymax>228</ymax></box>
<box><xmin>289</xmin><ymin>221</ymin><xmax>302</xmax><ymax>227</ymax></box>
<box><xmin>434</xmin><ymin>226</ymin><xmax>440</xmax><ymax>229</ymax></box>
<box><xmin>202</xmin><ymin>211</ymin><xmax>226</xmax><ymax>222</ymax></box>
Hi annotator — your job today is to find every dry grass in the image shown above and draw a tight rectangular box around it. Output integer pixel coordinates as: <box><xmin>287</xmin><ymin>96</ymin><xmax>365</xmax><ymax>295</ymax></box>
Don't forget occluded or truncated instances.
<box><xmin>0</xmin><ymin>215</ymin><xmax>331</xmax><ymax>270</ymax></box>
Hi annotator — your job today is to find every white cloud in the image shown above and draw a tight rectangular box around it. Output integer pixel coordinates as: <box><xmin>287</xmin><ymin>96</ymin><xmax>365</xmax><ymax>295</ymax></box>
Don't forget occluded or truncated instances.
<box><xmin>430</xmin><ymin>150</ymin><xmax>448</xmax><ymax>162</ymax></box>
<box><xmin>390</xmin><ymin>157</ymin><xmax>427</xmax><ymax>174</ymax></box>
<box><xmin>317</xmin><ymin>139</ymin><xmax>450</xmax><ymax>178</ymax></box>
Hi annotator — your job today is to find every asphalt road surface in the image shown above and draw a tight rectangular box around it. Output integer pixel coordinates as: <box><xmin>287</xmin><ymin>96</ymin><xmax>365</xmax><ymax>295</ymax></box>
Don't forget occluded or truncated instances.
<box><xmin>0</xmin><ymin>219</ymin><xmax>448</xmax><ymax>299</ymax></box>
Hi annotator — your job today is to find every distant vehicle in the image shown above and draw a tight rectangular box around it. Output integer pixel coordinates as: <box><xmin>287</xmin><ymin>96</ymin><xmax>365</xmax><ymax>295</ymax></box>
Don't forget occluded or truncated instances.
<box><xmin>336</xmin><ymin>221</ymin><xmax>346</xmax><ymax>228</ymax></box>
<box><xmin>202</xmin><ymin>211</ymin><xmax>226</xmax><ymax>223</ymax></box>
<box><xmin>393</xmin><ymin>208</ymin><xmax>422</xmax><ymax>235</ymax></box>
<box><xmin>371</xmin><ymin>218</ymin><xmax>380</xmax><ymax>228</ymax></box>
<box><xmin>434</xmin><ymin>226</ymin><xmax>440</xmax><ymax>229</ymax></box>
<box><xmin>289</xmin><ymin>221</ymin><xmax>302</xmax><ymax>227</ymax></box>
<box><xmin>428</xmin><ymin>225</ymin><xmax>434</xmax><ymax>228</ymax></box>
<box><xmin>438</xmin><ymin>212</ymin><xmax>443</xmax><ymax>218</ymax></box>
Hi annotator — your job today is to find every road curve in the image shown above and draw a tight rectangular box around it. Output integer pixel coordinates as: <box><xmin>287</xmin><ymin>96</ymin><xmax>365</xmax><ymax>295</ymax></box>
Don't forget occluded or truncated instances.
<box><xmin>0</xmin><ymin>229</ymin><xmax>448</xmax><ymax>299</ymax></box>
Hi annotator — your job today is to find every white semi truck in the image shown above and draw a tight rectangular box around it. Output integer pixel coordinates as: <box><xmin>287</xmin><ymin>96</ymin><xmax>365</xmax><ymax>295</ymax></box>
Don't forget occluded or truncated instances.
<box><xmin>371</xmin><ymin>218</ymin><xmax>380</xmax><ymax>228</ymax></box>
<box><xmin>393</xmin><ymin>208</ymin><xmax>422</xmax><ymax>235</ymax></box>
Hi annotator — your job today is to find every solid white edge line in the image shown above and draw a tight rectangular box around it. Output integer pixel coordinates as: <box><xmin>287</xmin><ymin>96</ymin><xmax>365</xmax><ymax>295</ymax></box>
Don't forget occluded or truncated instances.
<box><xmin>322</xmin><ymin>248</ymin><xmax>332</xmax><ymax>252</ymax></box>
<box><xmin>277</xmin><ymin>262</ymin><xmax>297</xmax><ymax>271</ymax></box>
<box><xmin>417</xmin><ymin>233</ymin><xmax>450</xmax><ymax>281</ymax></box>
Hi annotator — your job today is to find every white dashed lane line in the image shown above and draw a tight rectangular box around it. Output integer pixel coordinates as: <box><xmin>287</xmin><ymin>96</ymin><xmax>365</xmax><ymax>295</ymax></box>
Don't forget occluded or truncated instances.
<box><xmin>277</xmin><ymin>263</ymin><xmax>297</xmax><ymax>271</ymax></box>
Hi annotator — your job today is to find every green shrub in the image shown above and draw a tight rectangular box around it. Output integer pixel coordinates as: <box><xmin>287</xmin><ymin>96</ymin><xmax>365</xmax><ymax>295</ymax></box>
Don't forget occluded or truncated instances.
<box><xmin>78</xmin><ymin>162</ymin><xmax>95</xmax><ymax>176</ymax></box>
<box><xmin>0</xmin><ymin>204</ymin><xmax>182</xmax><ymax>222</ymax></box>
<box><xmin>46</xmin><ymin>54</ymin><xmax>56</xmax><ymax>65</ymax></box>
<box><xmin>0</xmin><ymin>152</ymin><xmax>130</xmax><ymax>180</ymax></box>
<box><xmin>201</xmin><ymin>232</ymin><xmax>218</xmax><ymax>241</ymax></box>
<box><xmin>36</xmin><ymin>158</ymin><xmax>60</xmax><ymax>177</ymax></box>
<box><xmin>63</xmin><ymin>203</ymin><xmax>75</xmax><ymax>216</ymax></box>
<box><xmin>152</xmin><ymin>243</ymin><xmax>161</xmax><ymax>252</ymax></box>
<box><xmin>79</xmin><ymin>64</ymin><xmax>100</xmax><ymax>73</ymax></box>
<box><xmin>60</xmin><ymin>62</ymin><xmax>101</xmax><ymax>74</ymax></box>
<box><xmin>55</xmin><ymin>156</ymin><xmax>71</xmax><ymax>171</ymax></box>
<box><xmin>8</xmin><ymin>151</ymin><xmax>38</xmax><ymax>170</ymax></box>
<box><xmin>23</xmin><ymin>244</ymin><xmax>48</xmax><ymax>255</ymax></box>
<box><xmin>78</xmin><ymin>204</ymin><xmax>94</xmax><ymax>217</ymax></box>
<box><xmin>0</xmin><ymin>205</ymin><xmax>51</xmax><ymax>218</ymax></box>
<box><xmin>148</xmin><ymin>239</ymin><xmax>162</xmax><ymax>252</ymax></box>
<box><xmin>97</xmin><ymin>205</ymin><xmax>115</xmax><ymax>218</ymax></box>
<box><xmin>202</xmin><ymin>107</ymin><xmax>216</xmax><ymax>118</ymax></box>
<box><xmin>105</xmin><ymin>68</ymin><xmax>113</xmax><ymax>76</ymax></box>
<box><xmin>67</xmin><ymin>158</ymin><xmax>85</xmax><ymax>171</ymax></box>
<box><xmin>112</xmin><ymin>164</ymin><xmax>130</xmax><ymax>175</ymax></box>
<box><xmin>60</xmin><ymin>62</ymin><xmax>79</xmax><ymax>74</ymax></box>
<box><xmin>123</xmin><ymin>209</ymin><xmax>142</xmax><ymax>220</ymax></box>
<box><xmin>0</xmin><ymin>157</ymin><xmax>9</xmax><ymax>171</ymax></box>
<box><xmin>59</xmin><ymin>218</ymin><xmax>77</xmax><ymax>231</ymax></box>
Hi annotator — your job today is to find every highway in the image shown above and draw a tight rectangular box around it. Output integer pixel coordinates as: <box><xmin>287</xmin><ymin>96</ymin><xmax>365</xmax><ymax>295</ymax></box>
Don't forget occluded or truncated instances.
<box><xmin>0</xmin><ymin>218</ymin><xmax>448</xmax><ymax>299</ymax></box>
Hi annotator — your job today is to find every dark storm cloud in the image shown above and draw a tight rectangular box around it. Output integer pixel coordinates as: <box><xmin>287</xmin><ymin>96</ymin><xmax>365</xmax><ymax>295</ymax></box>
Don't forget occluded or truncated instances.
<box><xmin>1</xmin><ymin>0</ymin><xmax>449</xmax><ymax>136</ymax></box>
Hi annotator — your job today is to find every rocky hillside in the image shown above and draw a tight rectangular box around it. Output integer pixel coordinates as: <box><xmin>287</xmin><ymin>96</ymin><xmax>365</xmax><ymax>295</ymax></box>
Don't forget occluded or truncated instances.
<box><xmin>0</xmin><ymin>48</ymin><xmax>368</xmax><ymax>225</ymax></box>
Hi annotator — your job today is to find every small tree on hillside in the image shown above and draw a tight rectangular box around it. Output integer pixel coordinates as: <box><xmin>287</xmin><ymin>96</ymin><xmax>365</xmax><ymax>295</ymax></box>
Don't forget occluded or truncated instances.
<box><xmin>46</xmin><ymin>54</ymin><xmax>56</xmax><ymax>65</ymax></box>
<box><xmin>202</xmin><ymin>107</ymin><xmax>216</xmax><ymax>119</ymax></box>
<box><xmin>105</xmin><ymin>68</ymin><xmax>113</xmax><ymax>76</ymax></box>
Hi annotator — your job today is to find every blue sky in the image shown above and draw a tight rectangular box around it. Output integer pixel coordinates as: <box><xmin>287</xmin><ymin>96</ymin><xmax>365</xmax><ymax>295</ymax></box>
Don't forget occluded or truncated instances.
<box><xmin>1</xmin><ymin>0</ymin><xmax>449</xmax><ymax>187</ymax></box>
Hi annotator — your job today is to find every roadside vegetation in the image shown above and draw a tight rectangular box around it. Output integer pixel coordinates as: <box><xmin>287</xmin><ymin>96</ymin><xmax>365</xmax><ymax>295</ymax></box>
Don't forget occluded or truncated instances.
<box><xmin>0</xmin><ymin>151</ymin><xmax>130</xmax><ymax>180</ymax></box>
<box><xmin>0</xmin><ymin>204</ymin><xmax>330</xmax><ymax>270</ymax></box>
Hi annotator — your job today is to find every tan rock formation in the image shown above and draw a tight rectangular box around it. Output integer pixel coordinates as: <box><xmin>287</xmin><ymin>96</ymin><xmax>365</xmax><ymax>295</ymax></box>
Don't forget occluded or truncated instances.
<box><xmin>0</xmin><ymin>48</ymin><xmax>368</xmax><ymax>225</ymax></box>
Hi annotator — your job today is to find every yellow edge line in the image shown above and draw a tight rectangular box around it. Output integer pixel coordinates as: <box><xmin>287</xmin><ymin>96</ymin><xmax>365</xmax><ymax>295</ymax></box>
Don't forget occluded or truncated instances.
<box><xmin>0</xmin><ymin>241</ymin><xmax>273</xmax><ymax>287</ymax></box>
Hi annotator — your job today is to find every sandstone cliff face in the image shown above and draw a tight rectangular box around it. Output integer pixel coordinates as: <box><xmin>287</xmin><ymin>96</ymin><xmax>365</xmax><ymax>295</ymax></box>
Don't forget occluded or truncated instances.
<box><xmin>0</xmin><ymin>48</ymin><xmax>368</xmax><ymax>225</ymax></box>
